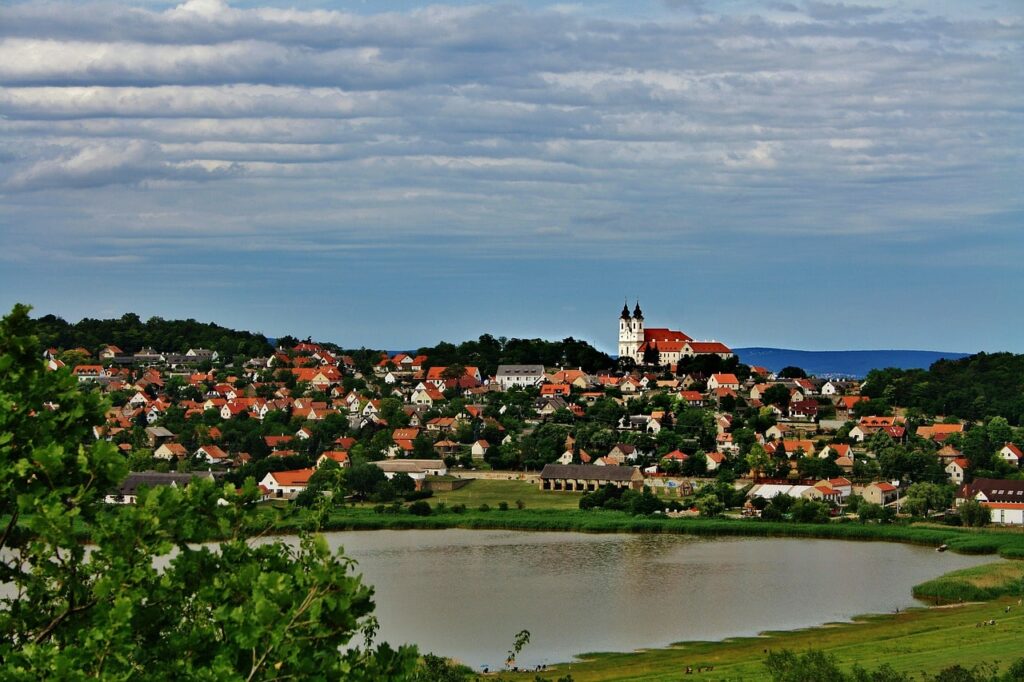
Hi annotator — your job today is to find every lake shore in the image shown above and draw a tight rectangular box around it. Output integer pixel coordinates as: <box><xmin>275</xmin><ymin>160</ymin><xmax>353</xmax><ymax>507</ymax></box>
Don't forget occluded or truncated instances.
<box><xmin>283</xmin><ymin>506</ymin><xmax>1024</xmax><ymax>560</ymax></box>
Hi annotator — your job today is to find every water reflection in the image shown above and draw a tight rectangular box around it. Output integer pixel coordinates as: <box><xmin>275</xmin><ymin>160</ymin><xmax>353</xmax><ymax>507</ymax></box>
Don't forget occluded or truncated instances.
<box><xmin>325</xmin><ymin>530</ymin><xmax>991</xmax><ymax>669</ymax></box>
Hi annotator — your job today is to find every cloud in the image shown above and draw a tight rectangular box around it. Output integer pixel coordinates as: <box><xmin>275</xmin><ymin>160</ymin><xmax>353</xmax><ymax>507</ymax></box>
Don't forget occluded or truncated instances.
<box><xmin>4</xmin><ymin>140</ymin><xmax>239</xmax><ymax>190</ymax></box>
<box><xmin>804</xmin><ymin>2</ymin><xmax>886</xmax><ymax>21</ymax></box>
<box><xmin>0</xmin><ymin>0</ymin><xmax>1021</xmax><ymax>351</ymax></box>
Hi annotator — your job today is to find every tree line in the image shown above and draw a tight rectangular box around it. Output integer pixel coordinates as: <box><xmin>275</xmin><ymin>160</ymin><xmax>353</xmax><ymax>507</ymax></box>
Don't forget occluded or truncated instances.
<box><xmin>29</xmin><ymin>311</ymin><xmax>275</xmax><ymax>358</ymax></box>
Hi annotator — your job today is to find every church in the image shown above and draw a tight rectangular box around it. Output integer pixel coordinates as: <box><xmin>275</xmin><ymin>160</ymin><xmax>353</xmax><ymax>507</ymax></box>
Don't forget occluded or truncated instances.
<box><xmin>618</xmin><ymin>301</ymin><xmax>733</xmax><ymax>366</ymax></box>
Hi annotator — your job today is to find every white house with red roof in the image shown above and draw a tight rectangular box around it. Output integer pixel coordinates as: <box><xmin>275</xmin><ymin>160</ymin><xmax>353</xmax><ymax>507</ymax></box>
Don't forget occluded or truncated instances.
<box><xmin>260</xmin><ymin>468</ymin><xmax>315</xmax><ymax>499</ymax></box>
<box><xmin>708</xmin><ymin>373</ymin><xmax>740</xmax><ymax>391</ymax></box>
<box><xmin>946</xmin><ymin>458</ymin><xmax>969</xmax><ymax>484</ymax></box>
<box><xmin>998</xmin><ymin>443</ymin><xmax>1022</xmax><ymax>468</ymax></box>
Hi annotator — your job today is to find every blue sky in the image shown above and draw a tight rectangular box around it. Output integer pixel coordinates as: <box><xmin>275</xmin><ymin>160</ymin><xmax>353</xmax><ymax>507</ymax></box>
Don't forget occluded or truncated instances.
<box><xmin>1</xmin><ymin>0</ymin><xmax>1021</xmax><ymax>353</ymax></box>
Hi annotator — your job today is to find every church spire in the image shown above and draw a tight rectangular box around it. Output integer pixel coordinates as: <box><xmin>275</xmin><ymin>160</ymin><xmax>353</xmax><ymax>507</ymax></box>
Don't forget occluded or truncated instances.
<box><xmin>620</xmin><ymin>300</ymin><xmax>631</xmax><ymax>319</ymax></box>
<box><xmin>633</xmin><ymin>300</ymin><xmax>644</xmax><ymax>319</ymax></box>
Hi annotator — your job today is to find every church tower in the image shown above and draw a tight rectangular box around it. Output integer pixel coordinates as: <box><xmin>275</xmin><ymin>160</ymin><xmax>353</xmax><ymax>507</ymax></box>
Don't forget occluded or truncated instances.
<box><xmin>618</xmin><ymin>300</ymin><xmax>644</xmax><ymax>362</ymax></box>
<box><xmin>618</xmin><ymin>301</ymin><xmax>631</xmax><ymax>359</ymax></box>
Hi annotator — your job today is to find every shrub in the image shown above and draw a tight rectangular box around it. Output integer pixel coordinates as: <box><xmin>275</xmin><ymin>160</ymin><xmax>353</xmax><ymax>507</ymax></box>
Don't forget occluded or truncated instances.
<box><xmin>478</xmin><ymin>503</ymin><xmax>491</xmax><ymax>512</ymax></box>
<box><xmin>515</xmin><ymin>499</ymin><xmax>526</xmax><ymax>510</ymax></box>
<box><xmin>498</xmin><ymin>501</ymin><xmax>509</xmax><ymax>511</ymax></box>
<box><xmin>407</xmin><ymin>500</ymin><xmax>432</xmax><ymax>516</ymax></box>
<box><xmin>451</xmin><ymin>503</ymin><xmax>467</xmax><ymax>514</ymax></box>
<box><xmin>434</xmin><ymin>502</ymin><xmax>447</xmax><ymax>513</ymax></box>
<box><xmin>373</xmin><ymin>504</ymin><xmax>386</xmax><ymax>515</ymax></box>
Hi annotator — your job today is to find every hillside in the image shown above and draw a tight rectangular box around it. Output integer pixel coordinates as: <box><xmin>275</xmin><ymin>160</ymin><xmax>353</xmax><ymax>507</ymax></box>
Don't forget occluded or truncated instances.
<box><xmin>734</xmin><ymin>347</ymin><xmax>970</xmax><ymax>378</ymax></box>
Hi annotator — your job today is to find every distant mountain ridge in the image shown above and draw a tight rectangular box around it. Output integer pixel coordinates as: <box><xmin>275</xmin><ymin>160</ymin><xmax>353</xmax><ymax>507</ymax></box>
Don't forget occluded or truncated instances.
<box><xmin>734</xmin><ymin>347</ymin><xmax>971</xmax><ymax>378</ymax></box>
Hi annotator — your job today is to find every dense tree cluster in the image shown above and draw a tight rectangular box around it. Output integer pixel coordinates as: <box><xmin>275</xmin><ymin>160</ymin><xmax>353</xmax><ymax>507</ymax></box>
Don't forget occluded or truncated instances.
<box><xmin>29</xmin><ymin>312</ymin><xmax>274</xmax><ymax>358</ymax></box>
<box><xmin>412</xmin><ymin>334</ymin><xmax>614</xmax><ymax>376</ymax></box>
<box><xmin>862</xmin><ymin>353</ymin><xmax>1024</xmax><ymax>425</ymax></box>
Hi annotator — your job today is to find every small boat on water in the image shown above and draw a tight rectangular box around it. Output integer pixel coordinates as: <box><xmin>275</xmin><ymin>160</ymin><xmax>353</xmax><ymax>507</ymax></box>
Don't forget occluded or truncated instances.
<box><xmin>936</xmin><ymin>544</ymin><xmax>948</xmax><ymax>552</ymax></box>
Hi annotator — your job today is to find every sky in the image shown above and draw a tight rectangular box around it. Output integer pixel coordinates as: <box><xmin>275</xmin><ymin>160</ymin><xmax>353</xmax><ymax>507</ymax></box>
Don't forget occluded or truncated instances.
<box><xmin>0</xmin><ymin>0</ymin><xmax>1021</xmax><ymax>354</ymax></box>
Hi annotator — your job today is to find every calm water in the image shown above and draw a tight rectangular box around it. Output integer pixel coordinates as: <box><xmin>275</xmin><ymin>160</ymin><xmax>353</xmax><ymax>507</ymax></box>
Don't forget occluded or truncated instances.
<box><xmin>321</xmin><ymin>529</ymin><xmax>991</xmax><ymax>669</ymax></box>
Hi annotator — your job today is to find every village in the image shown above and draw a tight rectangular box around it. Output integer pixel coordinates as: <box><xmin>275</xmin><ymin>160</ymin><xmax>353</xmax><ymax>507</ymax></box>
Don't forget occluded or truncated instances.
<box><xmin>48</xmin><ymin>304</ymin><xmax>1024</xmax><ymax>526</ymax></box>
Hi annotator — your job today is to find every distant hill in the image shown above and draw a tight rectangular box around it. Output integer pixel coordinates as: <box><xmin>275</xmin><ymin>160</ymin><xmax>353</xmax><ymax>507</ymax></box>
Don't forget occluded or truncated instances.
<box><xmin>734</xmin><ymin>347</ymin><xmax>970</xmax><ymax>378</ymax></box>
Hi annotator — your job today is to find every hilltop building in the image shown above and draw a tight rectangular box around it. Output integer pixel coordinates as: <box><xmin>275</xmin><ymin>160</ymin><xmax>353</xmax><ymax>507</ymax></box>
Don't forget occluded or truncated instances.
<box><xmin>617</xmin><ymin>301</ymin><xmax>733</xmax><ymax>366</ymax></box>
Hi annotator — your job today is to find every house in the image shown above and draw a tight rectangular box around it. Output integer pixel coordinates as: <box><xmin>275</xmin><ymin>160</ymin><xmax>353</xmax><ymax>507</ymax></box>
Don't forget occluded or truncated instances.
<box><xmin>705</xmin><ymin>451</ymin><xmax>726</xmax><ymax>471</ymax></box>
<box><xmin>956</xmin><ymin>478</ymin><xmax>1024</xmax><ymax>525</ymax></box>
<box><xmin>819</xmin><ymin>443</ymin><xmax>851</xmax><ymax>460</ymax></box>
<box><xmin>99</xmin><ymin>345</ymin><xmax>124</xmax><ymax>360</ymax></box>
<box><xmin>835</xmin><ymin>395</ymin><xmax>868</xmax><ymax>417</ymax></box>
<box><xmin>154</xmin><ymin>443</ymin><xmax>188</xmax><ymax>460</ymax></box>
<box><xmin>548</xmin><ymin>368</ymin><xmax>594</xmax><ymax>389</ymax></box>
<box><xmin>433</xmin><ymin>440</ymin><xmax>461</xmax><ymax>457</ymax></box>
<box><xmin>374</xmin><ymin>459</ymin><xmax>447</xmax><ymax>484</ymax></box>
<box><xmin>260</xmin><ymin>468</ymin><xmax>315</xmax><ymax>499</ymax></box>
<box><xmin>493</xmin><ymin>364</ymin><xmax>546</xmax><ymax>389</ymax></box>
<box><xmin>678</xmin><ymin>390</ymin><xmax>705</xmax><ymax>407</ymax></box>
<box><xmin>316</xmin><ymin>451</ymin><xmax>350</xmax><ymax>468</ymax></box>
<box><xmin>196</xmin><ymin>445</ymin><xmax>229</xmax><ymax>465</ymax></box>
<box><xmin>661</xmin><ymin>449</ymin><xmax>689</xmax><ymax>463</ymax></box>
<box><xmin>471</xmin><ymin>440</ymin><xmax>489</xmax><ymax>459</ymax></box>
<box><xmin>144</xmin><ymin>426</ymin><xmax>175</xmax><ymax>447</ymax></box>
<box><xmin>788</xmin><ymin>400</ymin><xmax>819</xmax><ymax>421</ymax></box>
<box><xmin>945</xmin><ymin>458</ymin><xmax>969</xmax><ymax>485</ymax></box>
<box><xmin>72</xmin><ymin>365</ymin><xmax>107</xmax><ymax>382</ymax></box>
<box><xmin>863</xmin><ymin>482</ymin><xmax>899</xmax><ymax>506</ymax></box>
<box><xmin>105</xmin><ymin>471</ymin><xmax>214</xmax><ymax>504</ymax></box>
<box><xmin>707</xmin><ymin>373</ymin><xmax>740</xmax><ymax>391</ymax></box>
<box><xmin>819</xmin><ymin>477</ymin><xmax>853</xmax><ymax>499</ymax></box>
<box><xmin>916</xmin><ymin>423</ymin><xmax>964</xmax><ymax>441</ymax></box>
<box><xmin>998</xmin><ymin>443</ymin><xmax>1022</xmax><ymax>468</ymax></box>
<box><xmin>607</xmin><ymin>443</ymin><xmax>638</xmax><ymax>463</ymax></box>
<box><xmin>540</xmin><ymin>383</ymin><xmax>571</xmax><ymax>398</ymax></box>
<box><xmin>849</xmin><ymin>416</ymin><xmax>901</xmax><ymax>442</ymax></box>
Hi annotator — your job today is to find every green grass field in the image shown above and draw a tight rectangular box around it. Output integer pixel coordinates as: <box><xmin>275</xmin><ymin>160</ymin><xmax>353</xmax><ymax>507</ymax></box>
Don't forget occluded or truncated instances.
<box><xmin>502</xmin><ymin>596</ymin><xmax>1024</xmax><ymax>681</ymax></box>
<box><xmin>430</xmin><ymin>479</ymin><xmax>584</xmax><ymax>511</ymax></box>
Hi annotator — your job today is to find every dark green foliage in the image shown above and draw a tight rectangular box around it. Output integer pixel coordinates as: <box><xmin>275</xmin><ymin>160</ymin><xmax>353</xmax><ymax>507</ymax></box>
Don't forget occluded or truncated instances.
<box><xmin>1</xmin><ymin>305</ymin><xmax>417</xmax><ymax>679</ymax></box>
<box><xmin>790</xmin><ymin>499</ymin><xmax>831</xmax><ymax>523</ymax></box>
<box><xmin>862</xmin><ymin>353</ymin><xmax>1024</xmax><ymax>425</ymax></box>
<box><xmin>414</xmin><ymin>334</ymin><xmax>613</xmax><ymax>376</ymax></box>
<box><xmin>960</xmin><ymin>500</ymin><xmax>990</xmax><ymax>527</ymax></box>
<box><xmin>29</xmin><ymin>311</ymin><xmax>273</xmax><ymax>357</ymax></box>
<box><xmin>407</xmin><ymin>500</ymin><xmax>432</xmax><ymax>516</ymax></box>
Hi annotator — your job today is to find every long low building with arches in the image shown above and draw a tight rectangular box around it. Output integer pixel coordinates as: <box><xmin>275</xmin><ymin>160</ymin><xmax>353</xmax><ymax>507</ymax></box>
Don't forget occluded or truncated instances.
<box><xmin>539</xmin><ymin>464</ymin><xmax>644</xmax><ymax>492</ymax></box>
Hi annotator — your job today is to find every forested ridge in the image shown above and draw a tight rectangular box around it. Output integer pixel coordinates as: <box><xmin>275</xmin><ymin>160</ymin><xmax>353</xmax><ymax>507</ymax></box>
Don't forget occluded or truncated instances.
<box><xmin>862</xmin><ymin>352</ymin><xmax>1024</xmax><ymax>425</ymax></box>
<box><xmin>29</xmin><ymin>312</ymin><xmax>274</xmax><ymax>357</ymax></box>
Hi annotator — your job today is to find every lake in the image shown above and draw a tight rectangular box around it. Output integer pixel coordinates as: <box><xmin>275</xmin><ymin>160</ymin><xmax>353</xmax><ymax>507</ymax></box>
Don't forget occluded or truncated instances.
<box><xmin>321</xmin><ymin>529</ymin><xmax>992</xmax><ymax>670</ymax></box>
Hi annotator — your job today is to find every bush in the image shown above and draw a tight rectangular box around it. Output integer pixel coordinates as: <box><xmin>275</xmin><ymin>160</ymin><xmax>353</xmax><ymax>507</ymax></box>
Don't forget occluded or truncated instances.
<box><xmin>515</xmin><ymin>499</ymin><xmax>526</xmax><ymax>510</ymax></box>
<box><xmin>434</xmin><ymin>502</ymin><xmax>447</xmax><ymax>513</ymax></box>
<box><xmin>498</xmin><ymin>501</ymin><xmax>509</xmax><ymax>511</ymax></box>
<box><xmin>407</xmin><ymin>500</ymin><xmax>432</xmax><ymax>516</ymax></box>
<box><xmin>373</xmin><ymin>504</ymin><xmax>386</xmax><ymax>515</ymax></box>
<box><xmin>478</xmin><ymin>503</ymin><xmax>491</xmax><ymax>512</ymax></box>
<box><xmin>451</xmin><ymin>503</ymin><xmax>467</xmax><ymax>514</ymax></box>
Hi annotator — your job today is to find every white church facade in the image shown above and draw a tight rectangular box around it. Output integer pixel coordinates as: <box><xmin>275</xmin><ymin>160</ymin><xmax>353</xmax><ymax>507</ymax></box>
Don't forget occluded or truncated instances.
<box><xmin>618</xmin><ymin>302</ymin><xmax>733</xmax><ymax>366</ymax></box>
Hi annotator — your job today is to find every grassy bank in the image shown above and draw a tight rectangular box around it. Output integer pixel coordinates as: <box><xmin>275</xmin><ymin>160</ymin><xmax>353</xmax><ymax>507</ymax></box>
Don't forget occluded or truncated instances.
<box><xmin>913</xmin><ymin>561</ymin><xmax>1024</xmax><ymax>604</ymax></box>
<box><xmin>499</xmin><ymin>597</ymin><xmax>1024</xmax><ymax>681</ymax></box>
